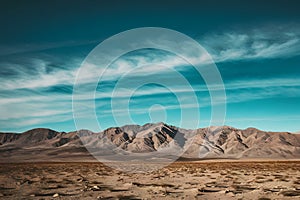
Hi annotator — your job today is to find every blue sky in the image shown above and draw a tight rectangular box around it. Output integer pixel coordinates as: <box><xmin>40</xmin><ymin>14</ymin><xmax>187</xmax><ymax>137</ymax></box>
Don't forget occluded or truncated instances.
<box><xmin>0</xmin><ymin>0</ymin><xmax>300</xmax><ymax>133</ymax></box>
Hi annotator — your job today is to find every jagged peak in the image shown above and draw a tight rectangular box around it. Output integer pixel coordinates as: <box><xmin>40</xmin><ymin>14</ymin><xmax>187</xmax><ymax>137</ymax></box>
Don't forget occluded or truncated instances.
<box><xmin>22</xmin><ymin>128</ymin><xmax>58</xmax><ymax>134</ymax></box>
<box><xmin>244</xmin><ymin>127</ymin><xmax>262</xmax><ymax>132</ymax></box>
<box><xmin>2</xmin><ymin>124</ymin><xmax>298</xmax><ymax>137</ymax></box>
<box><xmin>142</xmin><ymin>122</ymin><xmax>167</xmax><ymax>127</ymax></box>
<box><xmin>1</xmin><ymin>123</ymin><xmax>300</xmax><ymax>161</ymax></box>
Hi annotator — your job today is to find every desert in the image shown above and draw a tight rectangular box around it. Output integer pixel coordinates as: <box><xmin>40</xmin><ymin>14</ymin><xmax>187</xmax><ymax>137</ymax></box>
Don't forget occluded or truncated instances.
<box><xmin>1</xmin><ymin>161</ymin><xmax>300</xmax><ymax>199</ymax></box>
<box><xmin>1</xmin><ymin>123</ymin><xmax>300</xmax><ymax>199</ymax></box>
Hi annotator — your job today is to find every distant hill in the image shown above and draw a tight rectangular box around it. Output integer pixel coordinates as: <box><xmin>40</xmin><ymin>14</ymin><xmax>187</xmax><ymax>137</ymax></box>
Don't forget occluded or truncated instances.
<box><xmin>1</xmin><ymin>123</ymin><xmax>300</xmax><ymax>162</ymax></box>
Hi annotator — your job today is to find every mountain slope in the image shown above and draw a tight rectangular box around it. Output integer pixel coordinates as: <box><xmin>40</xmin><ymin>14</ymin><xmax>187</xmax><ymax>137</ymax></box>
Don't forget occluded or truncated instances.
<box><xmin>0</xmin><ymin>123</ymin><xmax>300</xmax><ymax>162</ymax></box>
<box><xmin>182</xmin><ymin>126</ymin><xmax>300</xmax><ymax>159</ymax></box>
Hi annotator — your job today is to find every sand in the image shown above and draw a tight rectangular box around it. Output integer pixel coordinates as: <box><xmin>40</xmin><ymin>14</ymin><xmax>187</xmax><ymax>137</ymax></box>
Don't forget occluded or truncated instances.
<box><xmin>0</xmin><ymin>161</ymin><xmax>300</xmax><ymax>199</ymax></box>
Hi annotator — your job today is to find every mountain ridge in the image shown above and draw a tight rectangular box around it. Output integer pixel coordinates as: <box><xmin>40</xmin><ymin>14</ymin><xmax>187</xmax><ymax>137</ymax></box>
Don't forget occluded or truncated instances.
<box><xmin>1</xmin><ymin>122</ymin><xmax>300</xmax><ymax>162</ymax></box>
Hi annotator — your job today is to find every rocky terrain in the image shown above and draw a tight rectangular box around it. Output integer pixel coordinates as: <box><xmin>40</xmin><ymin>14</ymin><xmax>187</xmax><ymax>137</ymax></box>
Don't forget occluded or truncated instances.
<box><xmin>1</xmin><ymin>123</ymin><xmax>300</xmax><ymax>199</ymax></box>
<box><xmin>0</xmin><ymin>123</ymin><xmax>300</xmax><ymax>162</ymax></box>
<box><xmin>0</xmin><ymin>161</ymin><xmax>300</xmax><ymax>199</ymax></box>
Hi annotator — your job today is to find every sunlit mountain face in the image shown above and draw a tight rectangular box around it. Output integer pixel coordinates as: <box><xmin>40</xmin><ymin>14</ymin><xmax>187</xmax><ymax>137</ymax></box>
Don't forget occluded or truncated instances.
<box><xmin>0</xmin><ymin>0</ymin><xmax>300</xmax><ymax>133</ymax></box>
<box><xmin>1</xmin><ymin>123</ymin><xmax>300</xmax><ymax>163</ymax></box>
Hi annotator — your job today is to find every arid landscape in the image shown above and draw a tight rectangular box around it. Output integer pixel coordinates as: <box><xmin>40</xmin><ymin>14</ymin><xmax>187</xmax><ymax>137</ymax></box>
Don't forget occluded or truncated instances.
<box><xmin>1</xmin><ymin>123</ymin><xmax>300</xmax><ymax>163</ymax></box>
<box><xmin>1</xmin><ymin>1</ymin><xmax>300</xmax><ymax>200</ymax></box>
<box><xmin>0</xmin><ymin>161</ymin><xmax>300</xmax><ymax>199</ymax></box>
<box><xmin>1</xmin><ymin>123</ymin><xmax>300</xmax><ymax>199</ymax></box>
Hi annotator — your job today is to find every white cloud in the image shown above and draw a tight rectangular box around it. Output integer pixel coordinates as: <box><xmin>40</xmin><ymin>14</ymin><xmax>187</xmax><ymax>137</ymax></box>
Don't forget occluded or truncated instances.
<box><xmin>0</xmin><ymin>40</ymin><xmax>98</xmax><ymax>56</ymax></box>
<box><xmin>3</xmin><ymin>26</ymin><xmax>300</xmax><ymax>91</ymax></box>
<box><xmin>1</xmin><ymin>25</ymin><xmax>300</xmax><ymax>130</ymax></box>
<box><xmin>201</xmin><ymin>27</ymin><xmax>300</xmax><ymax>62</ymax></box>
<box><xmin>93</xmin><ymin>77</ymin><xmax>300</xmax><ymax>116</ymax></box>
<box><xmin>0</xmin><ymin>59</ymin><xmax>77</xmax><ymax>90</ymax></box>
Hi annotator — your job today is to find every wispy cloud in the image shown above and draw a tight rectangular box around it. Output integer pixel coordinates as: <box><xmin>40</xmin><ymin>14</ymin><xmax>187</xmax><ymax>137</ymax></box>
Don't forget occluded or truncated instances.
<box><xmin>2</xmin><ymin>26</ymin><xmax>300</xmax><ymax>90</ymax></box>
<box><xmin>0</xmin><ymin>40</ymin><xmax>98</xmax><ymax>56</ymax></box>
<box><xmin>201</xmin><ymin>26</ymin><xmax>300</xmax><ymax>62</ymax></box>
<box><xmin>1</xmin><ymin>25</ymin><xmax>300</xmax><ymax>131</ymax></box>
<box><xmin>92</xmin><ymin>77</ymin><xmax>300</xmax><ymax>116</ymax></box>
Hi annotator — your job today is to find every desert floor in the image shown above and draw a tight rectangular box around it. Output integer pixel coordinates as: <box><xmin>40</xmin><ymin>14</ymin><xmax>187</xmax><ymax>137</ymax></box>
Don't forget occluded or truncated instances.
<box><xmin>0</xmin><ymin>161</ymin><xmax>300</xmax><ymax>199</ymax></box>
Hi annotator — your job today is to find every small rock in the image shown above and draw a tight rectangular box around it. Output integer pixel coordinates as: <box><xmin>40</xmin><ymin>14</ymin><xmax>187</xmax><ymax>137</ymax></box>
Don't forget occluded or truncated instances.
<box><xmin>53</xmin><ymin>193</ymin><xmax>59</xmax><ymax>198</ymax></box>
<box><xmin>123</xmin><ymin>183</ymin><xmax>132</xmax><ymax>187</ymax></box>
<box><xmin>92</xmin><ymin>185</ymin><xmax>100</xmax><ymax>191</ymax></box>
<box><xmin>225</xmin><ymin>190</ymin><xmax>235</xmax><ymax>197</ymax></box>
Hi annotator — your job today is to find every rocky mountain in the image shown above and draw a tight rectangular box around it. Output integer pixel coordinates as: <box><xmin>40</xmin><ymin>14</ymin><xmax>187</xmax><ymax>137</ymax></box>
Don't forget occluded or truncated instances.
<box><xmin>0</xmin><ymin>123</ymin><xmax>300</xmax><ymax>162</ymax></box>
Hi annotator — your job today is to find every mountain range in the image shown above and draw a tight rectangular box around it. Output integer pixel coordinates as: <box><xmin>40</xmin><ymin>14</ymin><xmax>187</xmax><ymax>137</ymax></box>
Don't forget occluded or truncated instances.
<box><xmin>1</xmin><ymin>122</ymin><xmax>300</xmax><ymax>162</ymax></box>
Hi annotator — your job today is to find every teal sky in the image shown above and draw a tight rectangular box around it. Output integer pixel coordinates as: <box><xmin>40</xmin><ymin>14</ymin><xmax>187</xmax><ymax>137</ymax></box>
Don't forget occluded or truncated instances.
<box><xmin>0</xmin><ymin>0</ymin><xmax>300</xmax><ymax>133</ymax></box>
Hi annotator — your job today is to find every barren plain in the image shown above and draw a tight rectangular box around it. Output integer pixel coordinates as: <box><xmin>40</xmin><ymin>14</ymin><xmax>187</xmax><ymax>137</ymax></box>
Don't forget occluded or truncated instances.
<box><xmin>1</xmin><ymin>161</ymin><xmax>300</xmax><ymax>200</ymax></box>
